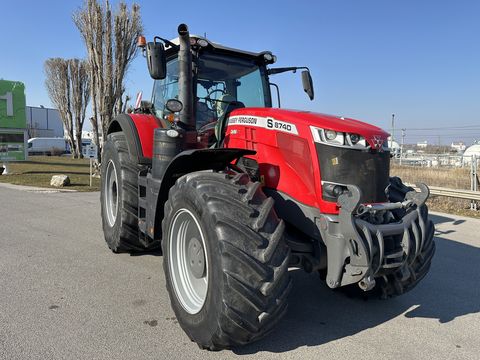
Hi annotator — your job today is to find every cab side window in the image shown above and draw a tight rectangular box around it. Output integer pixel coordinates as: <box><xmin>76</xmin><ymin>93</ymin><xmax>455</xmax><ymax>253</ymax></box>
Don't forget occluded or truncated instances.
<box><xmin>152</xmin><ymin>58</ymin><xmax>179</xmax><ymax>120</ymax></box>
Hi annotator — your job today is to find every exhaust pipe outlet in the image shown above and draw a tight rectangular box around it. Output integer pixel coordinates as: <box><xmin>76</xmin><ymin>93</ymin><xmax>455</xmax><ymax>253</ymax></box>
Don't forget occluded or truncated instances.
<box><xmin>177</xmin><ymin>23</ymin><xmax>194</xmax><ymax>129</ymax></box>
<box><xmin>178</xmin><ymin>23</ymin><xmax>189</xmax><ymax>36</ymax></box>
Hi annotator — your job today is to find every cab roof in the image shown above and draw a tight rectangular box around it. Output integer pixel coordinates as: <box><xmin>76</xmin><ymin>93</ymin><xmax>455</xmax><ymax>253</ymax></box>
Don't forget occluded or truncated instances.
<box><xmin>165</xmin><ymin>35</ymin><xmax>272</xmax><ymax>59</ymax></box>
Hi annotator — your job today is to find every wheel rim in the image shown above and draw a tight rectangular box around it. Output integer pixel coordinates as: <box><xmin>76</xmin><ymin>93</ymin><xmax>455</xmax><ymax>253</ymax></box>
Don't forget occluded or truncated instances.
<box><xmin>104</xmin><ymin>160</ymin><xmax>119</xmax><ymax>227</ymax></box>
<box><xmin>168</xmin><ymin>208</ymin><xmax>208</xmax><ymax>314</ymax></box>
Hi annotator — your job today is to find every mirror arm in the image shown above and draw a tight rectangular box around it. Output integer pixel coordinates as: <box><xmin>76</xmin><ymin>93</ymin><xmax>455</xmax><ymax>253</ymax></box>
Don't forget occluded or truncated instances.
<box><xmin>268</xmin><ymin>66</ymin><xmax>310</xmax><ymax>75</ymax></box>
<box><xmin>153</xmin><ymin>36</ymin><xmax>179</xmax><ymax>50</ymax></box>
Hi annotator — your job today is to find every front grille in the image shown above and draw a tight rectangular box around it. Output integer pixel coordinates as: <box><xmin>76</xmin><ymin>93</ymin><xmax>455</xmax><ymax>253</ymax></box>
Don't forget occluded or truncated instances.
<box><xmin>316</xmin><ymin>143</ymin><xmax>390</xmax><ymax>203</ymax></box>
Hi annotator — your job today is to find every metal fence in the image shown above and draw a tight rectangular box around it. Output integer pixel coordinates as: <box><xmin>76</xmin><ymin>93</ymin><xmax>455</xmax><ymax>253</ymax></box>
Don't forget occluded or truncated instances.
<box><xmin>394</xmin><ymin>153</ymin><xmax>479</xmax><ymax>168</ymax></box>
<box><xmin>404</xmin><ymin>155</ymin><xmax>479</xmax><ymax>210</ymax></box>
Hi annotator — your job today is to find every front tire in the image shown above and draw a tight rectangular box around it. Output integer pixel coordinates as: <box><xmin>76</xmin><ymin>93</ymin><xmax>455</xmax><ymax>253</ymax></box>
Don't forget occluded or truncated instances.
<box><xmin>162</xmin><ymin>172</ymin><xmax>291</xmax><ymax>350</ymax></box>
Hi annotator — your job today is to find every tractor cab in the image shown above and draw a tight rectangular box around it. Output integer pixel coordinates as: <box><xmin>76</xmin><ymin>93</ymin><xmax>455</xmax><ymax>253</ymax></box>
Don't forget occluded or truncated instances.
<box><xmin>140</xmin><ymin>30</ymin><xmax>314</xmax><ymax>140</ymax></box>
<box><xmin>152</xmin><ymin>36</ymin><xmax>272</xmax><ymax>128</ymax></box>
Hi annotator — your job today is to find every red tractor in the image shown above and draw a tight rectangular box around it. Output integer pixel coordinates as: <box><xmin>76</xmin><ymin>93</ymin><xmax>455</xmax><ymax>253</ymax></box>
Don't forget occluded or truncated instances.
<box><xmin>101</xmin><ymin>24</ymin><xmax>435</xmax><ymax>350</ymax></box>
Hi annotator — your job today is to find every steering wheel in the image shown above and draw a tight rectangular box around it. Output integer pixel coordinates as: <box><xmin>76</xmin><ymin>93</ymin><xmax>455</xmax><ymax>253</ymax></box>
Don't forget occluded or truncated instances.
<box><xmin>203</xmin><ymin>88</ymin><xmax>226</xmax><ymax>110</ymax></box>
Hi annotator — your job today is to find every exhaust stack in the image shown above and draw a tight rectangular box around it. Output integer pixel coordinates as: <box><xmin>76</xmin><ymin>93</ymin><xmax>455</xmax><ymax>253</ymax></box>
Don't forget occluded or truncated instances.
<box><xmin>177</xmin><ymin>24</ymin><xmax>194</xmax><ymax>129</ymax></box>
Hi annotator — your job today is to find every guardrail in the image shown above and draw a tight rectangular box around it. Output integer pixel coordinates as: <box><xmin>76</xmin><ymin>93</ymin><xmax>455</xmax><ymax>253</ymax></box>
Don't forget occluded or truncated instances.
<box><xmin>406</xmin><ymin>184</ymin><xmax>480</xmax><ymax>201</ymax></box>
<box><xmin>428</xmin><ymin>186</ymin><xmax>480</xmax><ymax>201</ymax></box>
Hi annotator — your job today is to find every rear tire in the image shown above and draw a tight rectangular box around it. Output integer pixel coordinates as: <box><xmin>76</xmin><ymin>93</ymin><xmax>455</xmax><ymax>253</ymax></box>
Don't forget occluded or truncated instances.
<box><xmin>100</xmin><ymin>132</ymin><xmax>147</xmax><ymax>253</ymax></box>
<box><xmin>162</xmin><ymin>172</ymin><xmax>291</xmax><ymax>350</ymax></box>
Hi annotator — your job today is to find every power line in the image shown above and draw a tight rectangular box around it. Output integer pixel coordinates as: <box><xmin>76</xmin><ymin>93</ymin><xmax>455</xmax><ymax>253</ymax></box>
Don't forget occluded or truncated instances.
<box><xmin>405</xmin><ymin>133</ymin><xmax>480</xmax><ymax>138</ymax></box>
<box><xmin>406</xmin><ymin>128</ymin><xmax>480</xmax><ymax>132</ymax></box>
<box><xmin>406</xmin><ymin>133</ymin><xmax>480</xmax><ymax>136</ymax></box>
<box><xmin>404</xmin><ymin>125</ymin><xmax>480</xmax><ymax>131</ymax></box>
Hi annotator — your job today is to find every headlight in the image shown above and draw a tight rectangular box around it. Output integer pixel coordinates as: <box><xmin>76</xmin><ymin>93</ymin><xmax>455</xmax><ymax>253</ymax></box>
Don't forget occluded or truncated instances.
<box><xmin>349</xmin><ymin>133</ymin><xmax>360</xmax><ymax>144</ymax></box>
<box><xmin>310</xmin><ymin>126</ymin><xmax>368</xmax><ymax>149</ymax></box>
<box><xmin>325</xmin><ymin>130</ymin><xmax>337</xmax><ymax>140</ymax></box>
<box><xmin>263</xmin><ymin>52</ymin><xmax>277</xmax><ymax>64</ymax></box>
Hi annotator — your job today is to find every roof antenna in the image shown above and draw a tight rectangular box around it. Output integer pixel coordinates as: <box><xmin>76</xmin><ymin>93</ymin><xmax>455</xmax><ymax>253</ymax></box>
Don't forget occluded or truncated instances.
<box><xmin>204</xmin><ymin>32</ymin><xmax>207</xmax><ymax>39</ymax></box>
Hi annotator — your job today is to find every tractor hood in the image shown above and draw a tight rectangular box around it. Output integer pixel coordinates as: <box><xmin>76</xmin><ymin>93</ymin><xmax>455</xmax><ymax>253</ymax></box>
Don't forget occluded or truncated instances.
<box><xmin>229</xmin><ymin>107</ymin><xmax>389</xmax><ymax>148</ymax></box>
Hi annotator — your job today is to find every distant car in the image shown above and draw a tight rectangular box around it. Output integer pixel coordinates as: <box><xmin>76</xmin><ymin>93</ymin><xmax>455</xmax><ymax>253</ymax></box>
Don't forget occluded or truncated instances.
<box><xmin>27</xmin><ymin>137</ymin><xmax>69</xmax><ymax>156</ymax></box>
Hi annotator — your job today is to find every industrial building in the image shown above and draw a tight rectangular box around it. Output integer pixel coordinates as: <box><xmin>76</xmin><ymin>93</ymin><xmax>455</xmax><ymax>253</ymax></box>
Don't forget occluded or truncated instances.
<box><xmin>26</xmin><ymin>105</ymin><xmax>64</xmax><ymax>138</ymax></box>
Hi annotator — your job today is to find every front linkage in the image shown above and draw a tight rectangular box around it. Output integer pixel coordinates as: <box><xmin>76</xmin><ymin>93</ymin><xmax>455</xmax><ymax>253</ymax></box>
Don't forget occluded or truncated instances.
<box><xmin>318</xmin><ymin>178</ymin><xmax>435</xmax><ymax>296</ymax></box>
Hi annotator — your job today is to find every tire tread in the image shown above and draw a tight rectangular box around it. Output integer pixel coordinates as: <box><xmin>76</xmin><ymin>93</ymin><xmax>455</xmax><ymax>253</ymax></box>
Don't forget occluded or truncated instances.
<box><xmin>162</xmin><ymin>171</ymin><xmax>291</xmax><ymax>350</ymax></box>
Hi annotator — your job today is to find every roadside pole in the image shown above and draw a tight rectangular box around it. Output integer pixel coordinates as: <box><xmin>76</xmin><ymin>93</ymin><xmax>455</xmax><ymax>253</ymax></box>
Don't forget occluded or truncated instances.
<box><xmin>471</xmin><ymin>155</ymin><xmax>478</xmax><ymax>211</ymax></box>
<box><xmin>400</xmin><ymin>128</ymin><xmax>405</xmax><ymax>165</ymax></box>
<box><xmin>89</xmin><ymin>158</ymin><xmax>92</xmax><ymax>187</ymax></box>
<box><xmin>391</xmin><ymin>113</ymin><xmax>395</xmax><ymax>144</ymax></box>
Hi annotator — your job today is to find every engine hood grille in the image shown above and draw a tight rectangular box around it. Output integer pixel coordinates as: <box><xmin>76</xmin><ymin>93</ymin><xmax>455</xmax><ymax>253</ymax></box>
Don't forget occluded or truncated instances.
<box><xmin>316</xmin><ymin>143</ymin><xmax>390</xmax><ymax>204</ymax></box>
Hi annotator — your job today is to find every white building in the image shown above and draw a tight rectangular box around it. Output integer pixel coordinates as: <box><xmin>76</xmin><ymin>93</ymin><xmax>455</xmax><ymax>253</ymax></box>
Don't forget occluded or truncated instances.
<box><xmin>451</xmin><ymin>142</ymin><xmax>466</xmax><ymax>152</ymax></box>
<box><xmin>387</xmin><ymin>137</ymin><xmax>400</xmax><ymax>150</ymax></box>
<box><xmin>416</xmin><ymin>141</ymin><xmax>428</xmax><ymax>149</ymax></box>
<box><xmin>387</xmin><ymin>137</ymin><xmax>401</xmax><ymax>157</ymax></box>
<box><xmin>463</xmin><ymin>143</ymin><xmax>480</xmax><ymax>165</ymax></box>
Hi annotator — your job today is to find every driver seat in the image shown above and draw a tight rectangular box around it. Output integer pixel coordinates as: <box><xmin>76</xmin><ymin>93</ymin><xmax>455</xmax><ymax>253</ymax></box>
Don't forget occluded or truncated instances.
<box><xmin>214</xmin><ymin>94</ymin><xmax>244</xmax><ymax>146</ymax></box>
<box><xmin>216</xmin><ymin>94</ymin><xmax>237</xmax><ymax>119</ymax></box>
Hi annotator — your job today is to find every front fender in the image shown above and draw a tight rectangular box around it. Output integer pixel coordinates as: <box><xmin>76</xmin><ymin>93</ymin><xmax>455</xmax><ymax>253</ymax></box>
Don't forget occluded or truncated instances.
<box><xmin>151</xmin><ymin>148</ymin><xmax>255</xmax><ymax>240</ymax></box>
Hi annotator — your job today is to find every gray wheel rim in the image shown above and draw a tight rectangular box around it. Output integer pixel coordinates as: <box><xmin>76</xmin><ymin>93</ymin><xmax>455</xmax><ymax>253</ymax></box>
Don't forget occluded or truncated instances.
<box><xmin>168</xmin><ymin>208</ymin><xmax>208</xmax><ymax>314</ymax></box>
<box><xmin>104</xmin><ymin>160</ymin><xmax>119</xmax><ymax>227</ymax></box>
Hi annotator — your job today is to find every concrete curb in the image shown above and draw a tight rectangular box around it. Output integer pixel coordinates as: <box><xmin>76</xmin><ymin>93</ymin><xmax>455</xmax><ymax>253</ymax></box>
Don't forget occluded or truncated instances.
<box><xmin>0</xmin><ymin>181</ymin><xmax>78</xmax><ymax>193</ymax></box>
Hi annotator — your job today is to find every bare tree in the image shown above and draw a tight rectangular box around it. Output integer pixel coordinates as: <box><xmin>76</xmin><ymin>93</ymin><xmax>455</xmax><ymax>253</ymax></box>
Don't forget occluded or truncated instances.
<box><xmin>73</xmin><ymin>0</ymin><xmax>143</xmax><ymax>161</ymax></box>
<box><xmin>44</xmin><ymin>58</ymin><xmax>76</xmax><ymax>157</ymax></box>
<box><xmin>69</xmin><ymin>59</ymin><xmax>90</xmax><ymax>158</ymax></box>
<box><xmin>44</xmin><ymin>58</ymin><xmax>90</xmax><ymax>159</ymax></box>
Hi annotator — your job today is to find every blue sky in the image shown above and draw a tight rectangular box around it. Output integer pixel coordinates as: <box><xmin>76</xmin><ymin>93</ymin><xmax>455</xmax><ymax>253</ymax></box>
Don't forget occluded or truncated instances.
<box><xmin>1</xmin><ymin>0</ymin><xmax>479</xmax><ymax>144</ymax></box>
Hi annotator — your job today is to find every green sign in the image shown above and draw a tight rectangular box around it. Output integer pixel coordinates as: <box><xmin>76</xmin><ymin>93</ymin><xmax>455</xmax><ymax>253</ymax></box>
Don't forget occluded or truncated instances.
<box><xmin>0</xmin><ymin>80</ymin><xmax>27</xmax><ymax>161</ymax></box>
<box><xmin>0</xmin><ymin>130</ymin><xmax>26</xmax><ymax>161</ymax></box>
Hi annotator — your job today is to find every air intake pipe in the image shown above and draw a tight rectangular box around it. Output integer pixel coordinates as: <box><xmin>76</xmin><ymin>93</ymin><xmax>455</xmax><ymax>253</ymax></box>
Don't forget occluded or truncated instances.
<box><xmin>177</xmin><ymin>24</ymin><xmax>194</xmax><ymax>129</ymax></box>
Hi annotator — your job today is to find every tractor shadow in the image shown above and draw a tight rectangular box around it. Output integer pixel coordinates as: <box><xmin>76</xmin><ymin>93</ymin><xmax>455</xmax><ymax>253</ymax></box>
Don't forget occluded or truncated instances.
<box><xmin>235</xmin><ymin>213</ymin><xmax>480</xmax><ymax>355</ymax></box>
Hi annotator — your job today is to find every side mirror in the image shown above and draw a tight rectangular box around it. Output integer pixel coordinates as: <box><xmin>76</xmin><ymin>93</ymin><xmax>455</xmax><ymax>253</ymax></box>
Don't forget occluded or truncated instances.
<box><xmin>301</xmin><ymin>70</ymin><xmax>314</xmax><ymax>100</ymax></box>
<box><xmin>146</xmin><ymin>41</ymin><xmax>166</xmax><ymax>80</ymax></box>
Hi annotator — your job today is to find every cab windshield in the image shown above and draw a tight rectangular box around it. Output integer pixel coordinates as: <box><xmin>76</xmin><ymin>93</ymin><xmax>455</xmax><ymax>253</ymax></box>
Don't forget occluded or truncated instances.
<box><xmin>196</xmin><ymin>53</ymin><xmax>270</xmax><ymax>128</ymax></box>
<box><xmin>152</xmin><ymin>52</ymin><xmax>270</xmax><ymax>129</ymax></box>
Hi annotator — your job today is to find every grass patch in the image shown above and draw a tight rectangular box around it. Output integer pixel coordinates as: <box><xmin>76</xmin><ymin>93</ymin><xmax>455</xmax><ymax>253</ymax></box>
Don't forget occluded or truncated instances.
<box><xmin>1</xmin><ymin>157</ymin><xmax>478</xmax><ymax>217</ymax></box>
<box><xmin>0</xmin><ymin>156</ymin><xmax>100</xmax><ymax>191</ymax></box>
<box><xmin>391</xmin><ymin>164</ymin><xmax>480</xmax><ymax>219</ymax></box>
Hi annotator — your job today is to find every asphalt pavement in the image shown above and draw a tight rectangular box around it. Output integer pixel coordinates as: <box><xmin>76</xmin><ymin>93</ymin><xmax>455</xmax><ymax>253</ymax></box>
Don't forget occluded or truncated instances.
<box><xmin>0</xmin><ymin>184</ymin><xmax>479</xmax><ymax>359</ymax></box>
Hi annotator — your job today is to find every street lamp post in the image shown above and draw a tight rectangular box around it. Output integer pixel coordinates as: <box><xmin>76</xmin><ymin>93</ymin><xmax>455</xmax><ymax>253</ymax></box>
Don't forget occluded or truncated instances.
<box><xmin>391</xmin><ymin>113</ymin><xmax>395</xmax><ymax>144</ymax></box>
